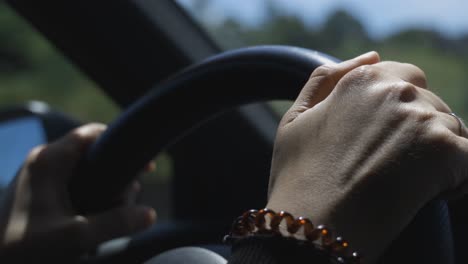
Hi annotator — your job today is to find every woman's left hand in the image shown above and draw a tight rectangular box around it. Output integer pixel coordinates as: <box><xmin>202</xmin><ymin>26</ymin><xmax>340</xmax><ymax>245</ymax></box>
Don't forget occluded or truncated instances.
<box><xmin>0</xmin><ymin>123</ymin><xmax>156</xmax><ymax>262</ymax></box>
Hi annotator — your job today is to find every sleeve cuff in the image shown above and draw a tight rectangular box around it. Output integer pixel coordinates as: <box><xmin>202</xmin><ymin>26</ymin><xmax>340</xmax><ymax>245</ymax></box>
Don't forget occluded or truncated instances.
<box><xmin>227</xmin><ymin>235</ymin><xmax>331</xmax><ymax>264</ymax></box>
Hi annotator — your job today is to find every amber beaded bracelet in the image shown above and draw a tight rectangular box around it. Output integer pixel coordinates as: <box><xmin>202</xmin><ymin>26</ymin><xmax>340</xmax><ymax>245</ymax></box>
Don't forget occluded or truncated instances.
<box><xmin>224</xmin><ymin>209</ymin><xmax>362</xmax><ymax>264</ymax></box>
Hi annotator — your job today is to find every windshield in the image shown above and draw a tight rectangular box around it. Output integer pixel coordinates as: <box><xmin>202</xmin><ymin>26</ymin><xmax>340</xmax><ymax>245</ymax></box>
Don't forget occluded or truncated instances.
<box><xmin>177</xmin><ymin>0</ymin><xmax>468</xmax><ymax>119</ymax></box>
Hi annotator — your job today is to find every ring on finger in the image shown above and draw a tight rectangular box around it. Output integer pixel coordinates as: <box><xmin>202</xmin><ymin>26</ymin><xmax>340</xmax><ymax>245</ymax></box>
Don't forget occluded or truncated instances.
<box><xmin>449</xmin><ymin>112</ymin><xmax>464</xmax><ymax>136</ymax></box>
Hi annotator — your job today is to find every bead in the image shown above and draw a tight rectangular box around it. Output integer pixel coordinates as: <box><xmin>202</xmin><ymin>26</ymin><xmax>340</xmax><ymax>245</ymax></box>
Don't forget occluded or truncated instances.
<box><xmin>231</xmin><ymin>216</ymin><xmax>247</xmax><ymax>235</ymax></box>
<box><xmin>330</xmin><ymin>236</ymin><xmax>349</xmax><ymax>252</ymax></box>
<box><xmin>317</xmin><ymin>225</ymin><xmax>333</xmax><ymax>246</ymax></box>
<box><xmin>278</xmin><ymin>211</ymin><xmax>300</xmax><ymax>234</ymax></box>
<box><xmin>306</xmin><ymin>228</ymin><xmax>321</xmax><ymax>241</ymax></box>
<box><xmin>297</xmin><ymin>217</ymin><xmax>314</xmax><ymax>239</ymax></box>
<box><xmin>279</xmin><ymin>211</ymin><xmax>295</xmax><ymax>225</ymax></box>
<box><xmin>254</xmin><ymin>209</ymin><xmax>267</xmax><ymax>230</ymax></box>
<box><xmin>233</xmin><ymin>217</ymin><xmax>246</xmax><ymax>235</ymax></box>
<box><xmin>242</xmin><ymin>209</ymin><xmax>258</xmax><ymax>219</ymax></box>
<box><xmin>227</xmin><ymin>209</ymin><xmax>360</xmax><ymax>263</ymax></box>
<box><xmin>255</xmin><ymin>208</ymin><xmax>276</xmax><ymax>231</ymax></box>
<box><xmin>350</xmin><ymin>252</ymin><xmax>362</xmax><ymax>264</ymax></box>
<box><xmin>241</xmin><ymin>209</ymin><xmax>258</xmax><ymax>224</ymax></box>
<box><xmin>241</xmin><ymin>210</ymin><xmax>258</xmax><ymax>232</ymax></box>
<box><xmin>269</xmin><ymin>214</ymin><xmax>282</xmax><ymax>232</ymax></box>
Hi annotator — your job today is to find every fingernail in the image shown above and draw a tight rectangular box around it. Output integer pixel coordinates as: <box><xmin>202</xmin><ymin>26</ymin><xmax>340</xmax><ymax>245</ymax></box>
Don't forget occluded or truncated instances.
<box><xmin>141</xmin><ymin>207</ymin><xmax>157</xmax><ymax>227</ymax></box>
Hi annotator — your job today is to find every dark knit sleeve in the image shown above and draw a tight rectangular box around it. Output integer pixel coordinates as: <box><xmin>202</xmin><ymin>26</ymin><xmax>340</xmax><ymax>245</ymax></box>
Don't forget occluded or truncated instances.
<box><xmin>227</xmin><ymin>236</ymin><xmax>333</xmax><ymax>264</ymax></box>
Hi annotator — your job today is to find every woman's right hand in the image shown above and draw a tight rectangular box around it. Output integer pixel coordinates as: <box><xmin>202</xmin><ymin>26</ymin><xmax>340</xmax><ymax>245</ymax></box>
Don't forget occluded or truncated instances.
<box><xmin>267</xmin><ymin>52</ymin><xmax>468</xmax><ymax>262</ymax></box>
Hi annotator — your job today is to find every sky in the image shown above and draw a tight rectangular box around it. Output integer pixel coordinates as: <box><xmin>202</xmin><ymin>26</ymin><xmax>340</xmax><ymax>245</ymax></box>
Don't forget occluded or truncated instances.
<box><xmin>177</xmin><ymin>0</ymin><xmax>468</xmax><ymax>39</ymax></box>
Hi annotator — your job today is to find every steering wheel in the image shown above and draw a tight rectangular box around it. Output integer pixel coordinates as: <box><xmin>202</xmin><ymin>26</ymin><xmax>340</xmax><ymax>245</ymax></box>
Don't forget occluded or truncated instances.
<box><xmin>69</xmin><ymin>46</ymin><xmax>455</xmax><ymax>263</ymax></box>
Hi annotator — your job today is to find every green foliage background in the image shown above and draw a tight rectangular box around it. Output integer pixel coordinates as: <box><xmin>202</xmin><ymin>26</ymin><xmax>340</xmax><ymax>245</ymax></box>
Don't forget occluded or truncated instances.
<box><xmin>1</xmin><ymin>1</ymin><xmax>468</xmax><ymax>120</ymax></box>
<box><xmin>187</xmin><ymin>2</ymin><xmax>468</xmax><ymax>119</ymax></box>
<box><xmin>0</xmin><ymin>3</ymin><xmax>118</xmax><ymax>122</ymax></box>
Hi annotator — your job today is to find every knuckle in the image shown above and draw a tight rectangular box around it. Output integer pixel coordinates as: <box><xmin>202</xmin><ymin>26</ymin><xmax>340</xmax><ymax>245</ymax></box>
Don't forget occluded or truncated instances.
<box><xmin>26</xmin><ymin>145</ymin><xmax>48</xmax><ymax>171</ymax></box>
<box><xmin>347</xmin><ymin>65</ymin><xmax>373</xmax><ymax>79</ymax></box>
<box><xmin>56</xmin><ymin>132</ymin><xmax>89</xmax><ymax>159</ymax></box>
<box><xmin>376</xmin><ymin>61</ymin><xmax>428</xmax><ymax>88</ymax></box>
<box><xmin>67</xmin><ymin>123</ymin><xmax>107</xmax><ymax>145</ymax></box>
<box><xmin>429</xmin><ymin>127</ymin><xmax>453</xmax><ymax>147</ymax></box>
<box><xmin>68</xmin><ymin>129</ymin><xmax>87</xmax><ymax>143</ymax></box>
<box><xmin>395</xmin><ymin>105</ymin><xmax>435</xmax><ymax>126</ymax></box>
<box><xmin>412</xmin><ymin>108</ymin><xmax>435</xmax><ymax>123</ymax></box>
<box><xmin>375</xmin><ymin>81</ymin><xmax>417</xmax><ymax>102</ymax></box>
<box><xmin>355</xmin><ymin>64</ymin><xmax>376</xmax><ymax>75</ymax></box>
<box><xmin>69</xmin><ymin>123</ymin><xmax>106</xmax><ymax>144</ymax></box>
<box><xmin>355</xmin><ymin>65</ymin><xmax>379</xmax><ymax>78</ymax></box>
<box><xmin>340</xmin><ymin>65</ymin><xmax>379</xmax><ymax>86</ymax></box>
<box><xmin>309</xmin><ymin>65</ymin><xmax>337</xmax><ymax>86</ymax></box>
<box><xmin>331</xmin><ymin>65</ymin><xmax>380</xmax><ymax>95</ymax></box>
<box><xmin>396</xmin><ymin>107</ymin><xmax>453</xmax><ymax>149</ymax></box>
<box><xmin>403</xmin><ymin>63</ymin><xmax>427</xmax><ymax>84</ymax></box>
<box><xmin>387</xmin><ymin>82</ymin><xmax>418</xmax><ymax>102</ymax></box>
<box><xmin>310</xmin><ymin>64</ymin><xmax>335</xmax><ymax>78</ymax></box>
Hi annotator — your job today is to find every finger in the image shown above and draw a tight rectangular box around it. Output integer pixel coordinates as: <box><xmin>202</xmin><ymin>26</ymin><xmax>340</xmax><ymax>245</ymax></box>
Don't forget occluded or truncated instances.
<box><xmin>80</xmin><ymin>205</ymin><xmax>156</xmax><ymax>249</ymax></box>
<box><xmin>285</xmin><ymin>51</ymin><xmax>380</xmax><ymax>124</ymax></box>
<box><xmin>437</xmin><ymin>112</ymin><xmax>464</xmax><ymax>136</ymax></box>
<box><xmin>124</xmin><ymin>181</ymin><xmax>141</xmax><ymax>205</ymax></box>
<box><xmin>50</xmin><ymin>123</ymin><xmax>106</xmax><ymax>154</ymax></box>
<box><xmin>144</xmin><ymin>161</ymin><xmax>157</xmax><ymax>173</ymax></box>
<box><xmin>417</xmin><ymin>88</ymin><xmax>452</xmax><ymax>113</ymax></box>
<box><xmin>26</xmin><ymin>123</ymin><xmax>107</xmax><ymax>182</ymax></box>
<box><xmin>416</xmin><ymin>115</ymin><xmax>468</xmax><ymax>198</ymax></box>
<box><xmin>393</xmin><ymin>82</ymin><xmax>451</xmax><ymax>113</ymax></box>
<box><xmin>451</xmin><ymin>113</ymin><xmax>467</xmax><ymax>138</ymax></box>
<box><xmin>56</xmin><ymin>123</ymin><xmax>107</xmax><ymax>152</ymax></box>
<box><xmin>442</xmin><ymin>135</ymin><xmax>468</xmax><ymax>195</ymax></box>
<box><xmin>354</xmin><ymin>61</ymin><xmax>448</xmax><ymax>112</ymax></box>
<box><xmin>30</xmin><ymin>123</ymin><xmax>106</xmax><ymax>169</ymax></box>
<box><xmin>373</xmin><ymin>61</ymin><xmax>427</xmax><ymax>88</ymax></box>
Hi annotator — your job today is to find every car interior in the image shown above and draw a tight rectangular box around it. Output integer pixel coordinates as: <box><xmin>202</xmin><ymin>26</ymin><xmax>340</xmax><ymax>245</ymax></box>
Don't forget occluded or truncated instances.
<box><xmin>1</xmin><ymin>0</ymin><xmax>468</xmax><ymax>263</ymax></box>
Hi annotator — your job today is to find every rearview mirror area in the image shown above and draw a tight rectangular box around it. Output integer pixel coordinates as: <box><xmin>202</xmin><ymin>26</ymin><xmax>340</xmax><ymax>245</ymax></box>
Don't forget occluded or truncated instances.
<box><xmin>0</xmin><ymin>102</ymin><xmax>80</xmax><ymax>196</ymax></box>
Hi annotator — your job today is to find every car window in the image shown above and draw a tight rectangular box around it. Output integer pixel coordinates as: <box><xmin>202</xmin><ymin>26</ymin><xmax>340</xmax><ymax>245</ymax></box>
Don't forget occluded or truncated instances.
<box><xmin>0</xmin><ymin>2</ymin><xmax>174</xmax><ymax>216</ymax></box>
<box><xmin>0</xmin><ymin>2</ymin><xmax>118</xmax><ymax>122</ymax></box>
<box><xmin>176</xmin><ymin>0</ymin><xmax>468</xmax><ymax>120</ymax></box>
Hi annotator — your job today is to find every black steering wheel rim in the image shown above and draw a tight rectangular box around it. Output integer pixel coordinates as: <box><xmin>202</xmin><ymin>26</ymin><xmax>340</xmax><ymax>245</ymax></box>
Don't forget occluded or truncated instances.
<box><xmin>69</xmin><ymin>45</ymin><xmax>454</xmax><ymax>263</ymax></box>
<box><xmin>69</xmin><ymin>45</ymin><xmax>337</xmax><ymax>212</ymax></box>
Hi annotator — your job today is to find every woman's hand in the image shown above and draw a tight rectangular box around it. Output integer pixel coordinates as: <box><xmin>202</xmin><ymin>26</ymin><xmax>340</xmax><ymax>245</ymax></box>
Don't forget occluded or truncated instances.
<box><xmin>267</xmin><ymin>52</ymin><xmax>467</xmax><ymax>262</ymax></box>
<box><xmin>0</xmin><ymin>123</ymin><xmax>156</xmax><ymax>262</ymax></box>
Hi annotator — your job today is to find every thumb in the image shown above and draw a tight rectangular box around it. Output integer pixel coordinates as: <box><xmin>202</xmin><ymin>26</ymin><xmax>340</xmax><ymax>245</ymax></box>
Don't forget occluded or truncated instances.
<box><xmin>79</xmin><ymin>205</ymin><xmax>156</xmax><ymax>250</ymax></box>
<box><xmin>284</xmin><ymin>51</ymin><xmax>380</xmax><ymax>125</ymax></box>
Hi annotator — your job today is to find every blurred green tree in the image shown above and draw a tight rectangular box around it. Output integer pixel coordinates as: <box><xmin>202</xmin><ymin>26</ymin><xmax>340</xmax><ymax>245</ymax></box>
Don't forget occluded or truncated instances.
<box><xmin>0</xmin><ymin>2</ymin><xmax>118</xmax><ymax>122</ymax></box>
<box><xmin>184</xmin><ymin>0</ymin><xmax>468</xmax><ymax>118</ymax></box>
<box><xmin>2</xmin><ymin>0</ymin><xmax>468</xmax><ymax>119</ymax></box>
